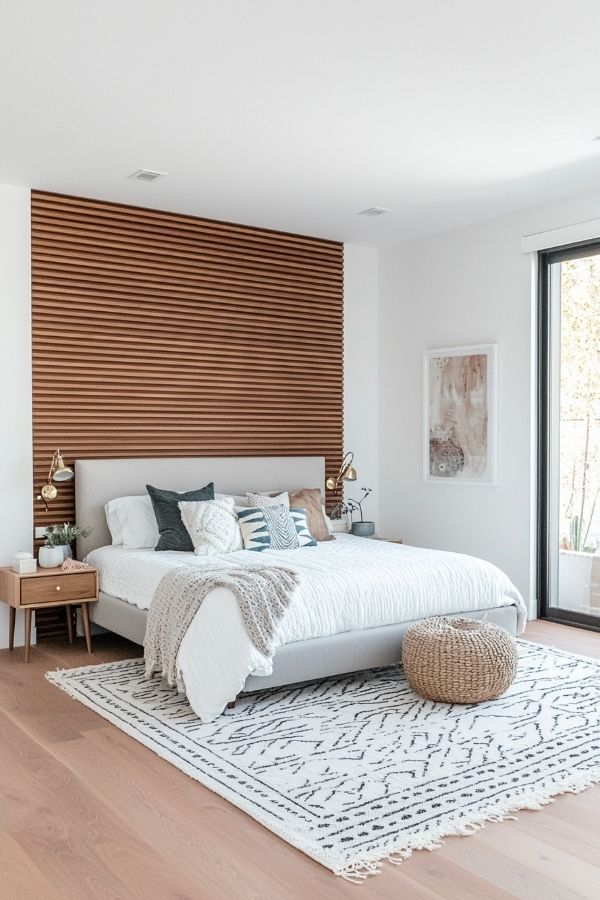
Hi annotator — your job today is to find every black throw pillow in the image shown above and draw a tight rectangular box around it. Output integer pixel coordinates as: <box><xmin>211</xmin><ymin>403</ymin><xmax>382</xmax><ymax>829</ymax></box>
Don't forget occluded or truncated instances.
<box><xmin>146</xmin><ymin>482</ymin><xmax>215</xmax><ymax>551</ymax></box>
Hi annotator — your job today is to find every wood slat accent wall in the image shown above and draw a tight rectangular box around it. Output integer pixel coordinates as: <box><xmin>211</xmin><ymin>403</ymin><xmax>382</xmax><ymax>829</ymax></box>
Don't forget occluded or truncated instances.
<box><xmin>31</xmin><ymin>191</ymin><xmax>344</xmax><ymax>539</ymax></box>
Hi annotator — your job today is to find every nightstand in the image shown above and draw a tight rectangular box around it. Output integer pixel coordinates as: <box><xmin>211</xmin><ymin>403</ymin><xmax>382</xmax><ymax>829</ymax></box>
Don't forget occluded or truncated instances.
<box><xmin>0</xmin><ymin>566</ymin><xmax>98</xmax><ymax>661</ymax></box>
<box><xmin>377</xmin><ymin>538</ymin><xmax>403</xmax><ymax>544</ymax></box>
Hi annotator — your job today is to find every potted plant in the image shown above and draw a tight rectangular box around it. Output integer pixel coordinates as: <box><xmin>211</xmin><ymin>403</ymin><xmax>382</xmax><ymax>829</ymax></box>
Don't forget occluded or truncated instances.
<box><xmin>39</xmin><ymin>522</ymin><xmax>91</xmax><ymax>568</ymax></box>
<box><xmin>347</xmin><ymin>488</ymin><xmax>375</xmax><ymax>538</ymax></box>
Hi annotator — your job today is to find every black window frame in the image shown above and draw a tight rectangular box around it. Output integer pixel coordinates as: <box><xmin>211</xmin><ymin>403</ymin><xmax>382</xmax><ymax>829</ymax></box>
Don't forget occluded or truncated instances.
<box><xmin>538</xmin><ymin>238</ymin><xmax>600</xmax><ymax>631</ymax></box>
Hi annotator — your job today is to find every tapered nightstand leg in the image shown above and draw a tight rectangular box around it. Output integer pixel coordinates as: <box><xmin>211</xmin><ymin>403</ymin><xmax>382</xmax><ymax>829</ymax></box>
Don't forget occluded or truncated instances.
<box><xmin>24</xmin><ymin>608</ymin><xmax>32</xmax><ymax>663</ymax></box>
<box><xmin>81</xmin><ymin>603</ymin><xmax>92</xmax><ymax>653</ymax></box>
<box><xmin>8</xmin><ymin>607</ymin><xmax>15</xmax><ymax>651</ymax></box>
<box><xmin>65</xmin><ymin>606</ymin><xmax>73</xmax><ymax>644</ymax></box>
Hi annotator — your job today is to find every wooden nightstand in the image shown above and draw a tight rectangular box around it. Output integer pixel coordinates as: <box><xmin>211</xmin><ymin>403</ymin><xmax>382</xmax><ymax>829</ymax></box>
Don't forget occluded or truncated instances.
<box><xmin>377</xmin><ymin>538</ymin><xmax>403</xmax><ymax>544</ymax></box>
<box><xmin>0</xmin><ymin>566</ymin><xmax>98</xmax><ymax>661</ymax></box>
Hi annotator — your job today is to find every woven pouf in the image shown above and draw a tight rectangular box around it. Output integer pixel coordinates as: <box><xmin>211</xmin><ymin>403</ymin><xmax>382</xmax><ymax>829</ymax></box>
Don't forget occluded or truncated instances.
<box><xmin>402</xmin><ymin>616</ymin><xmax>518</xmax><ymax>703</ymax></box>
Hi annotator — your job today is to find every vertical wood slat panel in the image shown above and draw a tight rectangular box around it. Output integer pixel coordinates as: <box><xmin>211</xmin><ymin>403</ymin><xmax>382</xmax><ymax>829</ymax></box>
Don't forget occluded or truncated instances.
<box><xmin>31</xmin><ymin>191</ymin><xmax>344</xmax><ymax>641</ymax></box>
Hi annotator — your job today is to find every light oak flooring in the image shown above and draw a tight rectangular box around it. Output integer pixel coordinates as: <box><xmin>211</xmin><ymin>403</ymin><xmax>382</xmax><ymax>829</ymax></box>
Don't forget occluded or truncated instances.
<box><xmin>0</xmin><ymin>620</ymin><xmax>599</xmax><ymax>899</ymax></box>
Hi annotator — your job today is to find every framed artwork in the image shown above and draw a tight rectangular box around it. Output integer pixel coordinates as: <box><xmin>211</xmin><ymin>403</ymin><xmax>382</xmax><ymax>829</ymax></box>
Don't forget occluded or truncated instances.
<box><xmin>423</xmin><ymin>343</ymin><xmax>498</xmax><ymax>485</ymax></box>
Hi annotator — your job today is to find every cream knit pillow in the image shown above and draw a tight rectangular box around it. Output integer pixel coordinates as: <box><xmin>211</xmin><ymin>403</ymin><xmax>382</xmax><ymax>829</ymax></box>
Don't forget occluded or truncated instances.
<box><xmin>178</xmin><ymin>498</ymin><xmax>243</xmax><ymax>556</ymax></box>
<box><xmin>246</xmin><ymin>491</ymin><xmax>290</xmax><ymax>508</ymax></box>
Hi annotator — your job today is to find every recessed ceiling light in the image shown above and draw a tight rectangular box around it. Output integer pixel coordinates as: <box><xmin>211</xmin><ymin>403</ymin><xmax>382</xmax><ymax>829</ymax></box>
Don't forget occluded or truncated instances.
<box><xmin>128</xmin><ymin>169</ymin><xmax>168</xmax><ymax>182</ymax></box>
<box><xmin>358</xmin><ymin>206</ymin><xmax>391</xmax><ymax>217</ymax></box>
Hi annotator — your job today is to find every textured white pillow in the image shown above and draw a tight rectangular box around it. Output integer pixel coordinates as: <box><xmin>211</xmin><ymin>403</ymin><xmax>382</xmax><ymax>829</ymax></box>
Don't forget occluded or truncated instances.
<box><xmin>104</xmin><ymin>495</ymin><xmax>159</xmax><ymax>549</ymax></box>
<box><xmin>179</xmin><ymin>498</ymin><xmax>243</xmax><ymax>556</ymax></box>
<box><xmin>246</xmin><ymin>491</ymin><xmax>290</xmax><ymax>508</ymax></box>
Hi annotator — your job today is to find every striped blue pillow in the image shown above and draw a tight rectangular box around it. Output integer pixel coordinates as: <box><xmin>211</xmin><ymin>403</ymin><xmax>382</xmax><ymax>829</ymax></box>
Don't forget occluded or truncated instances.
<box><xmin>236</xmin><ymin>505</ymin><xmax>316</xmax><ymax>551</ymax></box>
<box><xmin>290</xmin><ymin>508</ymin><xmax>317</xmax><ymax>547</ymax></box>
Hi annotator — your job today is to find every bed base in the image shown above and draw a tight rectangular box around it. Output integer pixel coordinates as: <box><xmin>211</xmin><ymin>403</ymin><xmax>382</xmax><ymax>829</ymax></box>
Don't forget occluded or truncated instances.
<box><xmin>89</xmin><ymin>591</ymin><xmax>518</xmax><ymax>692</ymax></box>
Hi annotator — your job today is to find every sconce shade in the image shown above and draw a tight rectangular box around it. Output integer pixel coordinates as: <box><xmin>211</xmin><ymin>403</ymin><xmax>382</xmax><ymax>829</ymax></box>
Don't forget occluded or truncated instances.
<box><xmin>325</xmin><ymin>451</ymin><xmax>358</xmax><ymax>492</ymax></box>
<box><xmin>38</xmin><ymin>449</ymin><xmax>74</xmax><ymax>506</ymax></box>
<box><xmin>52</xmin><ymin>452</ymin><xmax>74</xmax><ymax>482</ymax></box>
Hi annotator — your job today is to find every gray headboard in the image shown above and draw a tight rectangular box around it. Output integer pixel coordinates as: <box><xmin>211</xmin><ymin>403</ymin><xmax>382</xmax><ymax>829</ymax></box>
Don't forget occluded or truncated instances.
<box><xmin>75</xmin><ymin>455</ymin><xmax>325</xmax><ymax>558</ymax></box>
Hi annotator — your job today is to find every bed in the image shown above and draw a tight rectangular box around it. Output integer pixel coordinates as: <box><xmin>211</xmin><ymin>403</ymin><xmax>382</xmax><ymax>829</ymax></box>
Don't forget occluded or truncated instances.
<box><xmin>76</xmin><ymin>456</ymin><xmax>527</xmax><ymax>721</ymax></box>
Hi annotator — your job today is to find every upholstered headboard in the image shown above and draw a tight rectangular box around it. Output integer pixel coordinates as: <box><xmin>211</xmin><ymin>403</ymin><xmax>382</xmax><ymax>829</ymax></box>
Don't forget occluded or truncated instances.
<box><xmin>75</xmin><ymin>456</ymin><xmax>325</xmax><ymax>557</ymax></box>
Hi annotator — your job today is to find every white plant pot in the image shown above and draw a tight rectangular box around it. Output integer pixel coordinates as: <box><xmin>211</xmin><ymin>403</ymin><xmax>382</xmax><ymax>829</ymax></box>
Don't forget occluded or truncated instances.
<box><xmin>57</xmin><ymin>544</ymin><xmax>72</xmax><ymax>560</ymax></box>
<box><xmin>328</xmin><ymin>517</ymin><xmax>350</xmax><ymax>534</ymax></box>
<box><xmin>38</xmin><ymin>546</ymin><xmax>64</xmax><ymax>568</ymax></box>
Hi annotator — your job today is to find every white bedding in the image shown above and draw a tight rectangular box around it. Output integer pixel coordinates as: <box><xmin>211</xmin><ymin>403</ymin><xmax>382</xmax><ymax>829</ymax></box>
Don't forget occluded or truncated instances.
<box><xmin>86</xmin><ymin>535</ymin><xmax>527</xmax><ymax>721</ymax></box>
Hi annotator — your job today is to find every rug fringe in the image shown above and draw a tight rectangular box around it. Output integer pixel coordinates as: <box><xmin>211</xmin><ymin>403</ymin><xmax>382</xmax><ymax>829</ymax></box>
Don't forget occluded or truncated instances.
<box><xmin>45</xmin><ymin>658</ymin><xmax>140</xmax><ymax>682</ymax></box>
<box><xmin>335</xmin><ymin>768</ymin><xmax>600</xmax><ymax>882</ymax></box>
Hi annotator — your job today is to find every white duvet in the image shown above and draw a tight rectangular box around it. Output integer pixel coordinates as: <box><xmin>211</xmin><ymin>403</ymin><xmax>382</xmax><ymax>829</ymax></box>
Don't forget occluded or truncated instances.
<box><xmin>86</xmin><ymin>535</ymin><xmax>527</xmax><ymax>721</ymax></box>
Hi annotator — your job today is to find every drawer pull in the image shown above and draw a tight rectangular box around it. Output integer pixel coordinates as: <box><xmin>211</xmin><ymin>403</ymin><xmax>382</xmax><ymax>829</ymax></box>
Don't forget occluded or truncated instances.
<box><xmin>56</xmin><ymin>585</ymin><xmax>61</xmax><ymax>591</ymax></box>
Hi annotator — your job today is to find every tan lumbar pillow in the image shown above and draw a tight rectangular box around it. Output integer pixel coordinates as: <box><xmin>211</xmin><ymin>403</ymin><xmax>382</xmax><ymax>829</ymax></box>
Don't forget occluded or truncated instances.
<box><xmin>288</xmin><ymin>488</ymin><xmax>335</xmax><ymax>542</ymax></box>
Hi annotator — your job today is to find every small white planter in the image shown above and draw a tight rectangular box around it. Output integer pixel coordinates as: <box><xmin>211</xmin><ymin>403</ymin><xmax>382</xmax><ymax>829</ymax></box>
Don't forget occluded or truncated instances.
<box><xmin>38</xmin><ymin>546</ymin><xmax>64</xmax><ymax>568</ymax></box>
<box><xmin>328</xmin><ymin>518</ymin><xmax>350</xmax><ymax>534</ymax></box>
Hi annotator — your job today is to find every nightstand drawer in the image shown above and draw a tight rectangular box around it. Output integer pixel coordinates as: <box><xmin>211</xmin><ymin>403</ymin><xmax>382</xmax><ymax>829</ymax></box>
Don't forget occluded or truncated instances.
<box><xmin>20</xmin><ymin>572</ymin><xmax>97</xmax><ymax>605</ymax></box>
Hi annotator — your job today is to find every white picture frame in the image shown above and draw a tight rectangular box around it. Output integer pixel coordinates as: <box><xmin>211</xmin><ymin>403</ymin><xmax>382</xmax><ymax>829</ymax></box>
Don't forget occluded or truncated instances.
<box><xmin>423</xmin><ymin>343</ymin><xmax>498</xmax><ymax>485</ymax></box>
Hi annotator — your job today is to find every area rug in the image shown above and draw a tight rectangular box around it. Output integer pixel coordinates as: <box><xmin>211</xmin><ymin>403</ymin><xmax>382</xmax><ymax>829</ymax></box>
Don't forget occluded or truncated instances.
<box><xmin>46</xmin><ymin>641</ymin><xmax>600</xmax><ymax>881</ymax></box>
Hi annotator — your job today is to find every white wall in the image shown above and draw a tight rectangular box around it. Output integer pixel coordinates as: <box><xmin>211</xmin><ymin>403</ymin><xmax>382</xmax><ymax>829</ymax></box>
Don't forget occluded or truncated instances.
<box><xmin>0</xmin><ymin>184</ymin><xmax>32</xmax><ymax>647</ymax></box>
<box><xmin>344</xmin><ymin>244</ymin><xmax>379</xmax><ymax>525</ymax></box>
<box><xmin>378</xmin><ymin>185</ymin><xmax>600</xmax><ymax>615</ymax></box>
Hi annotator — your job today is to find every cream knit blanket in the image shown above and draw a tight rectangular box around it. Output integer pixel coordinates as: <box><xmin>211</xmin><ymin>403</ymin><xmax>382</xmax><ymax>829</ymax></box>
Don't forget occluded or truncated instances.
<box><xmin>144</xmin><ymin>562</ymin><xmax>300</xmax><ymax>692</ymax></box>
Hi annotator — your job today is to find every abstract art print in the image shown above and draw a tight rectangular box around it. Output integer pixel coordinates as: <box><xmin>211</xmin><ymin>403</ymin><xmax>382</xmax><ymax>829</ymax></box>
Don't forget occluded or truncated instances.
<box><xmin>424</xmin><ymin>343</ymin><xmax>498</xmax><ymax>484</ymax></box>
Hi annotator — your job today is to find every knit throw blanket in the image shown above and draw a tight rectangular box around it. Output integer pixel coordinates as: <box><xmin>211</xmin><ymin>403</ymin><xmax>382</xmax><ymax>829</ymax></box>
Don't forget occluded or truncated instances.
<box><xmin>144</xmin><ymin>562</ymin><xmax>300</xmax><ymax>692</ymax></box>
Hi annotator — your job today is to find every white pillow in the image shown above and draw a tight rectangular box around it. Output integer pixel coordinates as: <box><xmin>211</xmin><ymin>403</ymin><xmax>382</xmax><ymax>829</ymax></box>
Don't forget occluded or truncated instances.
<box><xmin>105</xmin><ymin>499</ymin><xmax>124</xmax><ymax>545</ymax></box>
<box><xmin>105</xmin><ymin>495</ymin><xmax>159</xmax><ymax>549</ymax></box>
<box><xmin>322</xmin><ymin>504</ymin><xmax>334</xmax><ymax>535</ymax></box>
<box><xmin>216</xmin><ymin>492</ymin><xmax>248</xmax><ymax>508</ymax></box>
<box><xmin>179</xmin><ymin>498</ymin><xmax>243</xmax><ymax>556</ymax></box>
<box><xmin>246</xmin><ymin>491</ymin><xmax>290</xmax><ymax>507</ymax></box>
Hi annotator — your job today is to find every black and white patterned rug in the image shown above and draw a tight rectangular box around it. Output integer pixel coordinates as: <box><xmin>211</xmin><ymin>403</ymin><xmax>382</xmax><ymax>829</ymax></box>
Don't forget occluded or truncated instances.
<box><xmin>47</xmin><ymin>641</ymin><xmax>600</xmax><ymax>880</ymax></box>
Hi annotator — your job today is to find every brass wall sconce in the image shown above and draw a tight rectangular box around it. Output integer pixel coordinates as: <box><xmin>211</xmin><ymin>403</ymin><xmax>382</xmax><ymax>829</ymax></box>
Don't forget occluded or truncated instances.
<box><xmin>325</xmin><ymin>450</ymin><xmax>357</xmax><ymax>492</ymax></box>
<box><xmin>38</xmin><ymin>449</ymin><xmax>74</xmax><ymax>506</ymax></box>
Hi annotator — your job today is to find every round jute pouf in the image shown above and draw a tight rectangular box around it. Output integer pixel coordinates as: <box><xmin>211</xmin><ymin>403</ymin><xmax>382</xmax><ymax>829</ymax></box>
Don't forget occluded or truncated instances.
<box><xmin>402</xmin><ymin>616</ymin><xmax>518</xmax><ymax>703</ymax></box>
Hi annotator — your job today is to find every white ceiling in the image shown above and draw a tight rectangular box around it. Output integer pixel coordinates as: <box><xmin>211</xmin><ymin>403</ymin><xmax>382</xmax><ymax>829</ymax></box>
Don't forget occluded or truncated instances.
<box><xmin>3</xmin><ymin>0</ymin><xmax>600</xmax><ymax>247</ymax></box>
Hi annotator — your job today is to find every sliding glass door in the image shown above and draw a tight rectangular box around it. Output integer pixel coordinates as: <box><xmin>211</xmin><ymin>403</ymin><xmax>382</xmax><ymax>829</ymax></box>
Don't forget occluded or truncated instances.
<box><xmin>539</xmin><ymin>241</ymin><xmax>600</xmax><ymax>628</ymax></box>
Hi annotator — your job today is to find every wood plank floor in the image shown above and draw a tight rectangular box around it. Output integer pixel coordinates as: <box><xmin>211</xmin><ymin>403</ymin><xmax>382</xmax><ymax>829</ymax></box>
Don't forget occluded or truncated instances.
<box><xmin>0</xmin><ymin>620</ymin><xmax>599</xmax><ymax>899</ymax></box>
